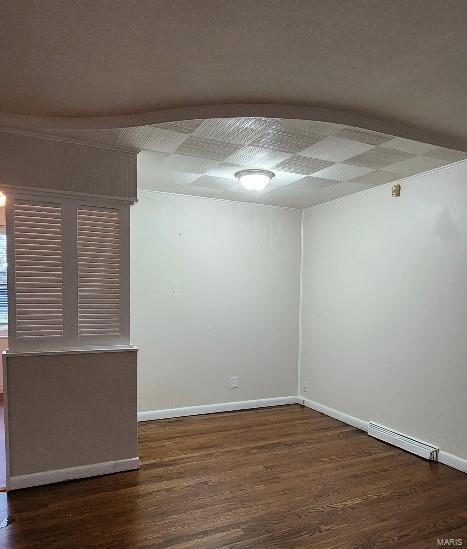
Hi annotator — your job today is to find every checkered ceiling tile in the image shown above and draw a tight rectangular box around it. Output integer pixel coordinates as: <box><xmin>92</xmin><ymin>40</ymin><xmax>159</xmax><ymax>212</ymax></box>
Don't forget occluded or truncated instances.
<box><xmin>273</xmin><ymin>155</ymin><xmax>332</xmax><ymax>175</ymax></box>
<box><xmin>47</xmin><ymin>117</ymin><xmax>467</xmax><ymax>208</ymax></box>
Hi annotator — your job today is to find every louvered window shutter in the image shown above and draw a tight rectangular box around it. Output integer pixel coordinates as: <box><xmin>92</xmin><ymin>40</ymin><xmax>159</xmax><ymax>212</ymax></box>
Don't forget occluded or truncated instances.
<box><xmin>12</xmin><ymin>201</ymin><xmax>64</xmax><ymax>346</ymax></box>
<box><xmin>0</xmin><ymin>229</ymin><xmax>8</xmax><ymax>326</ymax></box>
<box><xmin>77</xmin><ymin>206</ymin><xmax>121</xmax><ymax>340</ymax></box>
<box><xmin>7</xmin><ymin>196</ymin><xmax>129</xmax><ymax>352</ymax></box>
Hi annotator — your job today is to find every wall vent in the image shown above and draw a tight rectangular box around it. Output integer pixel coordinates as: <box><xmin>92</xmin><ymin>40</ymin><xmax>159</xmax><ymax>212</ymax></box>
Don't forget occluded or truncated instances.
<box><xmin>368</xmin><ymin>422</ymin><xmax>438</xmax><ymax>461</ymax></box>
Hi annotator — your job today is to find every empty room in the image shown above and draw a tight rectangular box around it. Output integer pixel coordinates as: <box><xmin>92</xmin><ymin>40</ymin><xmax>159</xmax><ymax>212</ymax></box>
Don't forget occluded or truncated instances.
<box><xmin>0</xmin><ymin>1</ymin><xmax>466</xmax><ymax>548</ymax></box>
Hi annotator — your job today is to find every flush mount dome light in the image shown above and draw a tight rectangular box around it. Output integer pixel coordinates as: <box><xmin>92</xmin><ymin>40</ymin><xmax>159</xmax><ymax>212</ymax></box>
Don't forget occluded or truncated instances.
<box><xmin>235</xmin><ymin>169</ymin><xmax>275</xmax><ymax>191</ymax></box>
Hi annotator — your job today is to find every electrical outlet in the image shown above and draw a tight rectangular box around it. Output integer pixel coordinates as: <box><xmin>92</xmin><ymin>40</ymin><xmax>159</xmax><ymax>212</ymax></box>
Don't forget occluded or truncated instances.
<box><xmin>303</xmin><ymin>382</ymin><xmax>308</xmax><ymax>393</ymax></box>
<box><xmin>229</xmin><ymin>376</ymin><xmax>239</xmax><ymax>389</ymax></box>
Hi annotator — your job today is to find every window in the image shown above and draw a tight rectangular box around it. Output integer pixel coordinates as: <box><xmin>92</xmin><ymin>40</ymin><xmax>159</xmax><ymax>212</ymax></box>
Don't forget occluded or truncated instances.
<box><xmin>7</xmin><ymin>195</ymin><xmax>129</xmax><ymax>352</ymax></box>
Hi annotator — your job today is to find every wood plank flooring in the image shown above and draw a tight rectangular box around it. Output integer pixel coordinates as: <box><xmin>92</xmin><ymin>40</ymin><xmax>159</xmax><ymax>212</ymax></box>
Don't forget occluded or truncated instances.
<box><xmin>0</xmin><ymin>404</ymin><xmax>465</xmax><ymax>548</ymax></box>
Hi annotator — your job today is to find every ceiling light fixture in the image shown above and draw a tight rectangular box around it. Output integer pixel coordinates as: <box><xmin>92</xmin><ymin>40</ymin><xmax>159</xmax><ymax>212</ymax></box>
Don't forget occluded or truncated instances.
<box><xmin>235</xmin><ymin>169</ymin><xmax>275</xmax><ymax>191</ymax></box>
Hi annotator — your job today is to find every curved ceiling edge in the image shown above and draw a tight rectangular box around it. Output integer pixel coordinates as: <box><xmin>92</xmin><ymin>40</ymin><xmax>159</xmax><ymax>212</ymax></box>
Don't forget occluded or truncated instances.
<box><xmin>0</xmin><ymin>104</ymin><xmax>465</xmax><ymax>152</ymax></box>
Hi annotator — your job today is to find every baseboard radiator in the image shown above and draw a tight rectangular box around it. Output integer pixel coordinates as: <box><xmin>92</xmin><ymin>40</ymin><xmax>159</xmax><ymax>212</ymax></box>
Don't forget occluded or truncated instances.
<box><xmin>368</xmin><ymin>422</ymin><xmax>439</xmax><ymax>461</ymax></box>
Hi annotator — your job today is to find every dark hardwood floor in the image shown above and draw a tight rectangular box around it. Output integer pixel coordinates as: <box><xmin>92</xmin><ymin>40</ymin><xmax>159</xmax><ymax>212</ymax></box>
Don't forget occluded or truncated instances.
<box><xmin>0</xmin><ymin>404</ymin><xmax>465</xmax><ymax>548</ymax></box>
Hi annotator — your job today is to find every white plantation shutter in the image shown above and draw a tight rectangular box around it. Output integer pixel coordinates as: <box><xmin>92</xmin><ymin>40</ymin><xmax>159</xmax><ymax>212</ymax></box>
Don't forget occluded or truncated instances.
<box><xmin>78</xmin><ymin>206</ymin><xmax>121</xmax><ymax>339</ymax></box>
<box><xmin>7</xmin><ymin>194</ymin><xmax>129</xmax><ymax>352</ymax></box>
<box><xmin>12</xmin><ymin>201</ymin><xmax>64</xmax><ymax>343</ymax></box>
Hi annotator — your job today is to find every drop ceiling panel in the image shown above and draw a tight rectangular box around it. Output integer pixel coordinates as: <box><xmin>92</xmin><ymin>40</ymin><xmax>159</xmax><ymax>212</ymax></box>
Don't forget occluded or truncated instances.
<box><xmin>251</xmin><ymin>129</ymin><xmax>322</xmax><ymax>153</ymax></box>
<box><xmin>117</xmin><ymin>126</ymin><xmax>187</xmax><ymax>153</ymax></box>
<box><xmin>227</xmin><ymin>146</ymin><xmax>292</xmax><ymax>168</ymax></box>
<box><xmin>286</xmin><ymin>176</ymin><xmax>338</xmax><ymax>191</ymax></box>
<box><xmin>299</xmin><ymin>136</ymin><xmax>375</xmax><ymax>162</ymax></box>
<box><xmin>349</xmin><ymin>170</ymin><xmax>398</xmax><ymax>185</ymax></box>
<box><xmin>423</xmin><ymin>147</ymin><xmax>467</xmax><ymax>162</ymax></box>
<box><xmin>274</xmin><ymin>155</ymin><xmax>332</xmax><ymax>175</ymax></box>
<box><xmin>335</xmin><ymin>127</ymin><xmax>392</xmax><ymax>146</ymax></box>
<box><xmin>169</xmin><ymin>172</ymin><xmax>202</xmax><ymax>186</ymax></box>
<box><xmin>385</xmin><ymin>155</ymin><xmax>449</xmax><ymax>176</ymax></box>
<box><xmin>46</xmin><ymin>117</ymin><xmax>465</xmax><ymax>208</ymax></box>
<box><xmin>158</xmin><ymin>119</ymin><xmax>203</xmax><ymax>134</ymax></box>
<box><xmin>191</xmin><ymin>175</ymin><xmax>238</xmax><ymax>191</ymax></box>
<box><xmin>138</xmin><ymin>165</ymin><xmax>200</xmax><ymax>190</ymax></box>
<box><xmin>205</xmin><ymin>163</ymin><xmax>241</xmax><ymax>179</ymax></box>
<box><xmin>283</xmin><ymin>120</ymin><xmax>345</xmax><ymax>137</ymax></box>
<box><xmin>306</xmin><ymin>181</ymin><xmax>371</xmax><ymax>206</ymax></box>
<box><xmin>175</xmin><ymin>136</ymin><xmax>239</xmax><ymax>160</ymax></box>
<box><xmin>380</xmin><ymin>137</ymin><xmax>438</xmax><ymax>154</ymax></box>
<box><xmin>312</xmin><ymin>163</ymin><xmax>373</xmax><ymax>181</ymax></box>
<box><xmin>345</xmin><ymin>147</ymin><xmax>413</xmax><ymax>169</ymax></box>
<box><xmin>193</xmin><ymin>117</ymin><xmax>273</xmax><ymax>145</ymax></box>
<box><xmin>161</xmin><ymin>154</ymin><xmax>218</xmax><ymax>174</ymax></box>
<box><xmin>270</xmin><ymin>170</ymin><xmax>307</xmax><ymax>187</ymax></box>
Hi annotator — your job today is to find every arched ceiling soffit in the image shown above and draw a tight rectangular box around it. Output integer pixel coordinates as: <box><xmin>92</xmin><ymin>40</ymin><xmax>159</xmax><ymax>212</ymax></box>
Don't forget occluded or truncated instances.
<box><xmin>1</xmin><ymin>105</ymin><xmax>467</xmax><ymax>153</ymax></box>
<box><xmin>1</xmin><ymin>0</ymin><xmax>467</xmax><ymax>151</ymax></box>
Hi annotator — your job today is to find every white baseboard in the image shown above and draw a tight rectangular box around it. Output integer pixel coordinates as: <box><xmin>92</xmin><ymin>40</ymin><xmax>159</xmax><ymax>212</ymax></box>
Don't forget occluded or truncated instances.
<box><xmin>8</xmin><ymin>457</ymin><xmax>140</xmax><ymax>491</ymax></box>
<box><xmin>137</xmin><ymin>396</ymin><xmax>299</xmax><ymax>421</ymax></box>
<box><xmin>301</xmin><ymin>397</ymin><xmax>368</xmax><ymax>431</ymax></box>
<box><xmin>300</xmin><ymin>396</ymin><xmax>466</xmax><ymax>475</ymax></box>
<box><xmin>439</xmin><ymin>451</ymin><xmax>467</xmax><ymax>473</ymax></box>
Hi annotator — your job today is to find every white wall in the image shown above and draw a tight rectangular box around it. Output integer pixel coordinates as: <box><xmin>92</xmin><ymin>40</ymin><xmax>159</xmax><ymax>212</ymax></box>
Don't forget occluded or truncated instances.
<box><xmin>300</xmin><ymin>161</ymin><xmax>467</xmax><ymax>459</ymax></box>
<box><xmin>131</xmin><ymin>192</ymin><xmax>301</xmax><ymax>412</ymax></box>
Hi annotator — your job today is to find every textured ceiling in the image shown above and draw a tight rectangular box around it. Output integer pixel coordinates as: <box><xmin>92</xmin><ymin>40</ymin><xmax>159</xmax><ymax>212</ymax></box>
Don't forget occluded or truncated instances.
<box><xmin>45</xmin><ymin>118</ymin><xmax>467</xmax><ymax>208</ymax></box>
<box><xmin>1</xmin><ymin>0</ymin><xmax>467</xmax><ymax>150</ymax></box>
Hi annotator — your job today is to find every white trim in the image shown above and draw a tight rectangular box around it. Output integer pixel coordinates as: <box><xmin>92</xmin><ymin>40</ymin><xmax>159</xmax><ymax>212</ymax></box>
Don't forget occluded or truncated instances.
<box><xmin>137</xmin><ymin>189</ymin><xmax>302</xmax><ymax>212</ymax></box>
<box><xmin>301</xmin><ymin>397</ymin><xmax>368</xmax><ymax>431</ymax></box>
<box><xmin>119</xmin><ymin>205</ymin><xmax>131</xmax><ymax>342</ymax></box>
<box><xmin>297</xmin><ymin>210</ymin><xmax>304</xmax><ymax>396</ymax></box>
<box><xmin>3</xmin><ymin>351</ymin><xmax>11</xmax><ymax>488</ymax></box>
<box><xmin>137</xmin><ymin>396</ymin><xmax>299</xmax><ymax>421</ymax></box>
<box><xmin>303</xmin><ymin>157</ymin><xmax>467</xmax><ymax>212</ymax></box>
<box><xmin>0</xmin><ymin>127</ymin><xmax>139</xmax><ymax>154</ymax></box>
<box><xmin>5</xmin><ymin>197</ymin><xmax>16</xmax><ymax>353</ymax></box>
<box><xmin>8</xmin><ymin>457</ymin><xmax>140</xmax><ymax>491</ymax></box>
<box><xmin>2</xmin><ymin>184</ymin><xmax>135</xmax><ymax>207</ymax></box>
<box><xmin>4</xmin><ymin>345</ymin><xmax>138</xmax><ymax>358</ymax></box>
<box><xmin>438</xmin><ymin>451</ymin><xmax>467</xmax><ymax>474</ymax></box>
<box><xmin>301</xmin><ymin>397</ymin><xmax>466</xmax><ymax>474</ymax></box>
